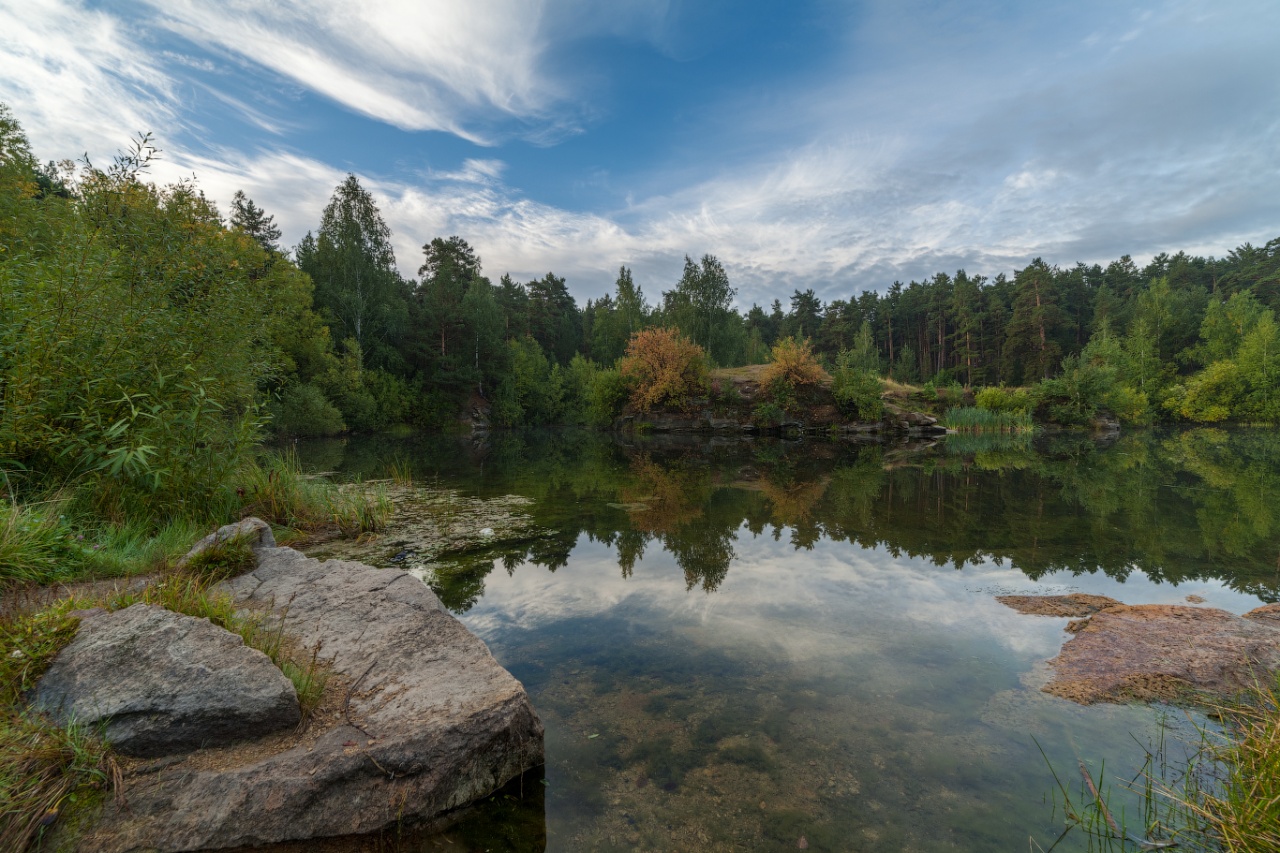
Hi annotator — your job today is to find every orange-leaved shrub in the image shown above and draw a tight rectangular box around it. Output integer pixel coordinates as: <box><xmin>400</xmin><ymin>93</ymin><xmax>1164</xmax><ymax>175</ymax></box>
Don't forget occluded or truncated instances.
<box><xmin>620</xmin><ymin>328</ymin><xmax>710</xmax><ymax>412</ymax></box>
<box><xmin>761</xmin><ymin>337</ymin><xmax>827</xmax><ymax>401</ymax></box>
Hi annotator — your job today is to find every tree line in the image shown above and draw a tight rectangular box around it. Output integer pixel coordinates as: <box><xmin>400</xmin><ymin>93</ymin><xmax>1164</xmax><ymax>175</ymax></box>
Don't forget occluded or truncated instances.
<box><xmin>5</xmin><ymin>99</ymin><xmax>1280</xmax><ymax>493</ymax></box>
<box><xmin>265</xmin><ymin>169</ymin><xmax>1280</xmax><ymax>433</ymax></box>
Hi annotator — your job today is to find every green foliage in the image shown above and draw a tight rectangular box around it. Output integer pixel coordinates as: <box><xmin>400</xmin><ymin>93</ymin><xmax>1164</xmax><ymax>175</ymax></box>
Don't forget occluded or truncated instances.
<box><xmin>0</xmin><ymin>112</ymin><xmax>315</xmax><ymax>519</ymax></box>
<box><xmin>494</xmin><ymin>336</ymin><xmax>565</xmax><ymax>426</ymax></box>
<box><xmin>586</xmin><ymin>368</ymin><xmax>630</xmax><ymax>427</ymax></box>
<box><xmin>661</xmin><ymin>255</ymin><xmax>745</xmax><ymax>366</ymax></box>
<box><xmin>297</xmin><ymin>174</ymin><xmax>408</xmax><ymax>367</ymax></box>
<box><xmin>752</xmin><ymin>401</ymin><xmax>786</xmax><ymax>427</ymax></box>
<box><xmin>974</xmin><ymin>386</ymin><xmax>1033</xmax><ymax>415</ymax></box>
<box><xmin>269</xmin><ymin>383</ymin><xmax>346</xmax><ymax>438</ymax></box>
<box><xmin>1164</xmin><ymin>360</ymin><xmax>1244</xmax><ymax>423</ymax></box>
<box><xmin>832</xmin><ymin>349</ymin><xmax>884</xmax><ymax>421</ymax></box>
<box><xmin>941</xmin><ymin>406</ymin><xmax>1035</xmax><ymax>433</ymax></box>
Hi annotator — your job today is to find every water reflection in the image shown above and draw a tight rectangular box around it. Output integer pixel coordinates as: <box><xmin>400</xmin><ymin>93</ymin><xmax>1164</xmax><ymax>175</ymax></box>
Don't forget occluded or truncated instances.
<box><xmin>301</xmin><ymin>427</ymin><xmax>1280</xmax><ymax>605</ymax></box>
<box><xmin>293</xmin><ymin>428</ymin><xmax>1280</xmax><ymax>851</ymax></box>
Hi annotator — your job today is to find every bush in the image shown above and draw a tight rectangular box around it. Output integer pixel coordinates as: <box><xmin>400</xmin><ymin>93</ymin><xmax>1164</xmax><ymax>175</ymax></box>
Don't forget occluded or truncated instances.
<box><xmin>0</xmin><ymin>117</ymin><xmax>310</xmax><ymax>518</ymax></box>
<box><xmin>975</xmin><ymin>386</ymin><xmax>1033</xmax><ymax>415</ymax></box>
<box><xmin>620</xmin><ymin>328</ymin><xmax>709</xmax><ymax>412</ymax></box>
<box><xmin>587</xmin><ymin>367</ymin><xmax>630</xmax><ymax>427</ymax></box>
<box><xmin>269</xmin><ymin>383</ymin><xmax>345</xmax><ymax>438</ymax></box>
<box><xmin>832</xmin><ymin>350</ymin><xmax>884</xmax><ymax>421</ymax></box>
<box><xmin>1163</xmin><ymin>360</ymin><xmax>1244</xmax><ymax>423</ymax></box>
<box><xmin>761</xmin><ymin>337</ymin><xmax>826</xmax><ymax>406</ymax></box>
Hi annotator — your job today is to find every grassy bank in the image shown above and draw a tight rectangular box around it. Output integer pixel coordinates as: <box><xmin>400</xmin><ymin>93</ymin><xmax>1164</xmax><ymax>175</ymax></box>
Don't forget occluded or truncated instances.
<box><xmin>0</xmin><ymin>451</ymin><xmax>392</xmax><ymax>850</ymax></box>
<box><xmin>0</xmin><ymin>451</ymin><xmax>391</xmax><ymax>591</ymax></box>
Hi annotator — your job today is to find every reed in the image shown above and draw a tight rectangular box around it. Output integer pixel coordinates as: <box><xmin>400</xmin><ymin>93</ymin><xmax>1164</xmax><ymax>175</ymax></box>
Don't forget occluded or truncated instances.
<box><xmin>942</xmin><ymin>405</ymin><xmax>1036</xmax><ymax>433</ymax></box>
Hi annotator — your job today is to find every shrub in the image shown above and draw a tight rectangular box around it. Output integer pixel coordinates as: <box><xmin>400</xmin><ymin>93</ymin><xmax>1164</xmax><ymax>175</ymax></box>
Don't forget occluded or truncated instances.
<box><xmin>587</xmin><ymin>367</ymin><xmax>630</xmax><ymax>427</ymax></box>
<box><xmin>620</xmin><ymin>328</ymin><xmax>709</xmax><ymax>412</ymax></box>
<box><xmin>269</xmin><ymin>383</ymin><xmax>345</xmax><ymax>438</ymax></box>
<box><xmin>974</xmin><ymin>386</ymin><xmax>1033</xmax><ymax>415</ymax></box>
<box><xmin>832</xmin><ymin>350</ymin><xmax>884</xmax><ymax>421</ymax></box>
<box><xmin>761</xmin><ymin>337</ymin><xmax>826</xmax><ymax>406</ymax></box>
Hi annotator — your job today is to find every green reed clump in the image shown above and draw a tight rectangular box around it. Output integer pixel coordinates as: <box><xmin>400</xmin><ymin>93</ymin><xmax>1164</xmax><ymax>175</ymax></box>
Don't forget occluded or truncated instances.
<box><xmin>238</xmin><ymin>451</ymin><xmax>391</xmax><ymax>537</ymax></box>
<box><xmin>1187</xmin><ymin>685</ymin><xmax>1280</xmax><ymax>851</ymax></box>
<box><xmin>327</xmin><ymin>482</ymin><xmax>393</xmax><ymax>537</ymax></box>
<box><xmin>942</xmin><ymin>406</ymin><xmax>1036</xmax><ymax>433</ymax></box>
<box><xmin>1041</xmin><ymin>677</ymin><xmax>1280</xmax><ymax>853</ymax></box>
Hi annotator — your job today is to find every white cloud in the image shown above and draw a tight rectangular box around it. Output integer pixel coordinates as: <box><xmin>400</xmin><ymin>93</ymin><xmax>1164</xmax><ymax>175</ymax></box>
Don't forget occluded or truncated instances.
<box><xmin>0</xmin><ymin>0</ymin><xmax>177</xmax><ymax>165</ymax></box>
<box><xmin>2</xmin><ymin>0</ymin><xmax>1278</xmax><ymax>309</ymax></box>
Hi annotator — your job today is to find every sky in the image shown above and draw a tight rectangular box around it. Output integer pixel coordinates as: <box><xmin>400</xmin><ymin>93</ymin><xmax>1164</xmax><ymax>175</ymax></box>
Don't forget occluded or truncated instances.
<box><xmin>1</xmin><ymin>0</ymin><xmax>1277</xmax><ymax>308</ymax></box>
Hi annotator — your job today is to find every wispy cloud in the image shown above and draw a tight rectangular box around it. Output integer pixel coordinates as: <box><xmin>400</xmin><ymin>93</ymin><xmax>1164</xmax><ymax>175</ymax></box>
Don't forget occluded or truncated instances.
<box><xmin>0</xmin><ymin>0</ymin><xmax>178</xmax><ymax>163</ymax></box>
<box><xmin>1</xmin><ymin>0</ymin><xmax>1276</xmax><ymax>309</ymax></box>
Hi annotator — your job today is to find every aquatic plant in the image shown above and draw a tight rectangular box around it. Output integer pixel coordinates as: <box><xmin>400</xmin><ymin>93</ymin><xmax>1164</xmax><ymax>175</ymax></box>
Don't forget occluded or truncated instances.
<box><xmin>941</xmin><ymin>406</ymin><xmax>1035</xmax><ymax>433</ymax></box>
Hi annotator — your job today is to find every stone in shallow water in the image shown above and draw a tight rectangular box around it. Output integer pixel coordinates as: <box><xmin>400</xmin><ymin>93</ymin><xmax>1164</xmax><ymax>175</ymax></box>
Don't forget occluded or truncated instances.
<box><xmin>33</xmin><ymin>603</ymin><xmax>300</xmax><ymax>757</ymax></box>
<box><xmin>997</xmin><ymin>593</ymin><xmax>1121</xmax><ymax>617</ymax></box>
<box><xmin>1045</xmin><ymin>604</ymin><xmax>1280</xmax><ymax>704</ymax></box>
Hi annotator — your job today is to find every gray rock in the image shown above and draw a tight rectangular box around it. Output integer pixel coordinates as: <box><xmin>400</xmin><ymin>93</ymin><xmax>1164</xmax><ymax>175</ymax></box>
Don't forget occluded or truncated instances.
<box><xmin>78</xmin><ymin>529</ymin><xmax>543</xmax><ymax>852</ymax></box>
<box><xmin>175</xmin><ymin>517</ymin><xmax>275</xmax><ymax>570</ymax></box>
<box><xmin>33</xmin><ymin>604</ymin><xmax>300</xmax><ymax>757</ymax></box>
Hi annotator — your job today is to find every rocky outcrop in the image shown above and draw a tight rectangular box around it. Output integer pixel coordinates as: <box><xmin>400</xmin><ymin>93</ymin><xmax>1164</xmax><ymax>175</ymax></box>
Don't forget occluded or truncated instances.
<box><xmin>74</xmin><ymin>522</ymin><xmax>543</xmax><ymax>852</ymax></box>
<box><xmin>1000</xmin><ymin>595</ymin><xmax>1280</xmax><ymax>705</ymax></box>
<box><xmin>33</xmin><ymin>604</ymin><xmax>300</xmax><ymax>757</ymax></box>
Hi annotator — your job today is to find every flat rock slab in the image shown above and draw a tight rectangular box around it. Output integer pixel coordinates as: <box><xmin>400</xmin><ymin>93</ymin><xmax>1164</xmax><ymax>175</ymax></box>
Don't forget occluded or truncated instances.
<box><xmin>1025</xmin><ymin>600</ymin><xmax>1280</xmax><ymax>704</ymax></box>
<box><xmin>997</xmin><ymin>593</ymin><xmax>1121</xmax><ymax>618</ymax></box>
<box><xmin>79</xmin><ymin>535</ymin><xmax>544</xmax><ymax>852</ymax></box>
<box><xmin>33</xmin><ymin>603</ymin><xmax>299</xmax><ymax>757</ymax></box>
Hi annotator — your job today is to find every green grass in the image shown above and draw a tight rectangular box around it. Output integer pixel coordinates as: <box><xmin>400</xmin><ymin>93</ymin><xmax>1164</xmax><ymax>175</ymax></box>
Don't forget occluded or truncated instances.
<box><xmin>238</xmin><ymin>450</ymin><xmax>392</xmax><ymax>537</ymax></box>
<box><xmin>0</xmin><ymin>452</ymin><xmax>391</xmax><ymax>590</ymax></box>
<box><xmin>1042</xmin><ymin>677</ymin><xmax>1280</xmax><ymax>852</ymax></box>
<box><xmin>0</xmin><ymin>712</ymin><xmax>117</xmax><ymax>852</ymax></box>
<box><xmin>941</xmin><ymin>405</ymin><xmax>1036</xmax><ymax>433</ymax></box>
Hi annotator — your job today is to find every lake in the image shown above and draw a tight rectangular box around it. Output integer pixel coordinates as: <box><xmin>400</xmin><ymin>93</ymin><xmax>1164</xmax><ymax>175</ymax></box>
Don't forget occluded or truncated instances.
<box><xmin>295</xmin><ymin>427</ymin><xmax>1280</xmax><ymax>852</ymax></box>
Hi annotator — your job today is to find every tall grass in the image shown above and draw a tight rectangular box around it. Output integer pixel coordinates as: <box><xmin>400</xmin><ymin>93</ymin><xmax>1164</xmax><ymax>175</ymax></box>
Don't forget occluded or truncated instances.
<box><xmin>237</xmin><ymin>450</ymin><xmax>392</xmax><ymax>537</ymax></box>
<box><xmin>1043</xmin><ymin>678</ymin><xmax>1280</xmax><ymax>852</ymax></box>
<box><xmin>0</xmin><ymin>499</ymin><xmax>209</xmax><ymax>588</ymax></box>
<box><xmin>941</xmin><ymin>405</ymin><xmax>1036</xmax><ymax>433</ymax></box>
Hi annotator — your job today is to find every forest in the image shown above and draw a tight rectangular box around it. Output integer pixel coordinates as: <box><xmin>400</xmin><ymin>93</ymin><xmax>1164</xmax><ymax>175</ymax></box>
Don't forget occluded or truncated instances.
<box><xmin>4</xmin><ymin>100</ymin><xmax>1280</xmax><ymax>519</ymax></box>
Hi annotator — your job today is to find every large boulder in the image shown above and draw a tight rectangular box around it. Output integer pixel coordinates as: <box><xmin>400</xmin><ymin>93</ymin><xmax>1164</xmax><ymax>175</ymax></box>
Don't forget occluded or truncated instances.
<box><xmin>76</xmin><ymin>528</ymin><xmax>544</xmax><ymax>852</ymax></box>
<box><xmin>33</xmin><ymin>604</ymin><xmax>300</xmax><ymax>757</ymax></box>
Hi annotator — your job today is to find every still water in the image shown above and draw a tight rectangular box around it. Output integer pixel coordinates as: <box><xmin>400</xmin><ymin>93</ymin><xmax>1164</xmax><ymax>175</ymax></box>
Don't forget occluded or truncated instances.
<box><xmin>295</xmin><ymin>428</ymin><xmax>1280</xmax><ymax>852</ymax></box>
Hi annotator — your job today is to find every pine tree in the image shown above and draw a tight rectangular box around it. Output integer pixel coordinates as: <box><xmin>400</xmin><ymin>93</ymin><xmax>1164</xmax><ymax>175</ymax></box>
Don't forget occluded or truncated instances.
<box><xmin>229</xmin><ymin>190</ymin><xmax>282</xmax><ymax>253</ymax></box>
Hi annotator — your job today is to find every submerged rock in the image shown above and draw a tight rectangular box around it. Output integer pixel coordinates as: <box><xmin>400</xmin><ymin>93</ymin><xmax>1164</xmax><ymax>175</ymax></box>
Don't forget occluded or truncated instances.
<box><xmin>1002</xmin><ymin>595</ymin><xmax>1280</xmax><ymax>705</ymax></box>
<box><xmin>77</xmin><ymin>525</ymin><xmax>543</xmax><ymax>852</ymax></box>
<box><xmin>996</xmin><ymin>593</ymin><xmax>1121</xmax><ymax>617</ymax></box>
<box><xmin>33</xmin><ymin>603</ymin><xmax>300</xmax><ymax>757</ymax></box>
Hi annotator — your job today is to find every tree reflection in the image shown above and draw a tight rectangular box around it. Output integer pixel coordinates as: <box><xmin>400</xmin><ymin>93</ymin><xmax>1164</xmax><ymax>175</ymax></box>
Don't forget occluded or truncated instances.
<box><xmin>307</xmin><ymin>427</ymin><xmax>1280</xmax><ymax>610</ymax></box>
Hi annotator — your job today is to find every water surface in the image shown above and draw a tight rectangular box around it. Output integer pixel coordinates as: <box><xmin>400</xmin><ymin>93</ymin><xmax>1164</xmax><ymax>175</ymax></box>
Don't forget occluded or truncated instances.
<box><xmin>297</xmin><ymin>428</ymin><xmax>1280</xmax><ymax>851</ymax></box>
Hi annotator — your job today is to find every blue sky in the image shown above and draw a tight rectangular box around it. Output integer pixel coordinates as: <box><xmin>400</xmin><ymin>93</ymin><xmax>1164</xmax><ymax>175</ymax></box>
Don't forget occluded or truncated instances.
<box><xmin>1</xmin><ymin>0</ymin><xmax>1277</xmax><ymax>307</ymax></box>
